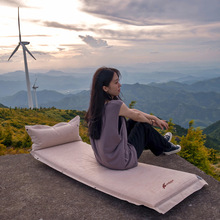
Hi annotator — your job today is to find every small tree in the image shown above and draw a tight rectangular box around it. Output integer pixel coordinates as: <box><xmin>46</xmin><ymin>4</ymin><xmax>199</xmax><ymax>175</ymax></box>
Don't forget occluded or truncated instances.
<box><xmin>167</xmin><ymin>118</ymin><xmax>175</xmax><ymax>133</ymax></box>
<box><xmin>15</xmin><ymin>140</ymin><xmax>23</xmax><ymax>148</ymax></box>
<box><xmin>179</xmin><ymin>120</ymin><xmax>212</xmax><ymax>174</ymax></box>
<box><xmin>0</xmin><ymin>129</ymin><xmax>3</xmax><ymax>140</ymax></box>
<box><xmin>22</xmin><ymin>133</ymin><xmax>32</xmax><ymax>148</ymax></box>
<box><xmin>0</xmin><ymin>144</ymin><xmax>7</xmax><ymax>156</ymax></box>
<box><xmin>208</xmin><ymin>148</ymin><xmax>218</xmax><ymax>164</ymax></box>
<box><xmin>2</xmin><ymin>128</ymin><xmax>12</xmax><ymax>147</ymax></box>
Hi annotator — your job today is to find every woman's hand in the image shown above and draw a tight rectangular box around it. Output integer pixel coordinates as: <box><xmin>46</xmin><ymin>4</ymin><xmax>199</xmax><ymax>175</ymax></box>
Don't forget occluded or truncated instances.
<box><xmin>153</xmin><ymin>118</ymin><xmax>169</xmax><ymax>130</ymax></box>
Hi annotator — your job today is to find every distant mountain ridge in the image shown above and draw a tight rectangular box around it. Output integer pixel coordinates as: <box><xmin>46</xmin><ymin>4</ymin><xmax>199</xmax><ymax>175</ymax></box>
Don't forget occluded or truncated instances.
<box><xmin>121</xmin><ymin>83</ymin><xmax>220</xmax><ymax>128</ymax></box>
<box><xmin>1</xmin><ymin>81</ymin><xmax>219</xmax><ymax>128</ymax></box>
<box><xmin>0</xmin><ymin>70</ymin><xmax>92</xmax><ymax>97</ymax></box>
<box><xmin>203</xmin><ymin>120</ymin><xmax>220</xmax><ymax>150</ymax></box>
<box><xmin>149</xmin><ymin>76</ymin><xmax>220</xmax><ymax>93</ymax></box>
<box><xmin>0</xmin><ymin>69</ymin><xmax>219</xmax><ymax>97</ymax></box>
<box><xmin>0</xmin><ymin>103</ymin><xmax>7</xmax><ymax>108</ymax></box>
<box><xmin>204</xmin><ymin>120</ymin><xmax>220</xmax><ymax>142</ymax></box>
<box><xmin>0</xmin><ymin>90</ymin><xmax>67</xmax><ymax>108</ymax></box>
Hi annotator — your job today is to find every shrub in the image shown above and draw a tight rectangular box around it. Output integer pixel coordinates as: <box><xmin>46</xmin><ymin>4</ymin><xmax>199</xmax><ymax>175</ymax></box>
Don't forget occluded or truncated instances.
<box><xmin>2</xmin><ymin>129</ymin><xmax>12</xmax><ymax>147</ymax></box>
<box><xmin>179</xmin><ymin>120</ymin><xmax>213</xmax><ymax>175</ymax></box>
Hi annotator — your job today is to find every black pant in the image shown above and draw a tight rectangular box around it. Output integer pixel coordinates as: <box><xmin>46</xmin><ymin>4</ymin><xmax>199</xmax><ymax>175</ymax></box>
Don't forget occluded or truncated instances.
<box><xmin>127</xmin><ymin>119</ymin><xmax>171</xmax><ymax>158</ymax></box>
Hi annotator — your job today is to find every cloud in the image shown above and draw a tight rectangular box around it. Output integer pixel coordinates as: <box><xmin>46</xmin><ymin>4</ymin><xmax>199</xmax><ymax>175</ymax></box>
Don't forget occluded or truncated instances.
<box><xmin>30</xmin><ymin>1</ymin><xmax>219</xmax><ymax>46</ymax></box>
<box><xmin>34</xmin><ymin>19</ymin><xmax>166</xmax><ymax>43</ymax></box>
<box><xmin>79</xmin><ymin>35</ymin><xmax>108</xmax><ymax>48</ymax></box>
<box><xmin>79</xmin><ymin>0</ymin><xmax>220</xmax><ymax>25</ymax></box>
<box><xmin>31</xmin><ymin>51</ymin><xmax>50</xmax><ymax>56</ymax></box>
<box><xmin>34</xmin><ymin>20</ymin><xmax>101</xmax><ymax>33</ymax></box>
<box><xmin>38</xmin><ymin>20</ymin><xmax>106</xmax><ymax>33</ymax></box>
<box><xmin>95</xmin><ymin>28</ymin><xmax>168</xmax><ymax>41</ymax></box>
<box><xmin>2</xmin><ymin>34</ymin><xmax>51</xmax><ymax>38</ymax></box>
<box><xmin>0</xmin><ymin>0</ymin><xmax>30</xmax><ymax>8</ymax></box>
<box><xmin>42</xmin><ymin>21</ymin><xmax>85</xmax><ymax>31</ymax></box>
<box><xmin>76</xmin><ymin>0</ymin><xmax>220</xmax><ymax>48</ymax></box>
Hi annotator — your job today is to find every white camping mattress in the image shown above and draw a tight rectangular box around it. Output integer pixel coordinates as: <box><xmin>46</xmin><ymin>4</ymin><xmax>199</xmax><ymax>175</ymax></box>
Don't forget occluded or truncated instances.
<box><xmin>31</xmin><ymin>140</ymin><xmax>208</xmax><ymax>214</ymax></box>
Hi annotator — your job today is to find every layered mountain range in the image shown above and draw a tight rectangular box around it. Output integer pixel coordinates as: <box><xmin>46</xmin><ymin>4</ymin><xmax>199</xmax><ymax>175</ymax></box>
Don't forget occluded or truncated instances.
<box><xmin>1</xmin><ymin>73</ymin><xmax>219</xmax><ymax>128</ymax></box>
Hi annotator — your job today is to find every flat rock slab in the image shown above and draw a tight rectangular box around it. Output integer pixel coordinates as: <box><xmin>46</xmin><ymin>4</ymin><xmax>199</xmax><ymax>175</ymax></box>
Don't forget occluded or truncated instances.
<box><xmin>0</xmin><ymin>151</ymin><xmax>219</xmax><ymax>220</ymax></box>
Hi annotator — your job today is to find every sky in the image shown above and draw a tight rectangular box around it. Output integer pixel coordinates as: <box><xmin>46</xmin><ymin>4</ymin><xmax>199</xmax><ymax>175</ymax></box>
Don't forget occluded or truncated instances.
<box><xmin>0</xmin><ymin>0</ymin><xmax>220</xmax><ymax>74</ymax></box>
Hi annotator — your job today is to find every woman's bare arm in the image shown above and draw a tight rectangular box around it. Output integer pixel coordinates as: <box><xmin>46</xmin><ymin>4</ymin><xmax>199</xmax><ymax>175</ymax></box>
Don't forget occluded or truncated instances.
<box><xmin>119</xmin><ymin>103</ymin><xmax>168</xmax><ymax>130</ymax></box>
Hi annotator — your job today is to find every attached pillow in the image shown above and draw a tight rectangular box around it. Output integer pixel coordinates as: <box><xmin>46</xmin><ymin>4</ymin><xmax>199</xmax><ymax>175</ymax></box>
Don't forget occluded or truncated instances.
<box><xmin>25</xmin><ymin>115</ymin><xmax>82</xmax><ymax>151</ymax></box>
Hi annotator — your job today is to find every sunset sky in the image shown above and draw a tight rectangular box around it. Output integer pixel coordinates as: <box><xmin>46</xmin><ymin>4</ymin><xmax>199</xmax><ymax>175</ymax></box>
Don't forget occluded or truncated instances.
<box><xmin>0</xmin><ymin>0</ymin><xmax>220</xmax><ymax>74</ymax></box>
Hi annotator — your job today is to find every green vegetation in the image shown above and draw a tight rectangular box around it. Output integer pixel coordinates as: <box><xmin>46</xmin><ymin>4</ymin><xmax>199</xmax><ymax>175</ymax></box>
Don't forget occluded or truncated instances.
<box><xmin>0</xmin><ymin>107</ymin><xmax>89</xmax><ymax>155</ymax></box>
<box><xmin>0</xmin><ymin>107</ymin><xmax>219</xmax><ymax>181</ymax></box>
<box><xmin>0</xmin><ymin>103</ymin><xmax>7</xmax><ymax>108</ymax></box>
<box><xmin>203</xmin><ymin>120</ymin><xmax>220</xmax><ymax>151</ymax></box>
<box><xmin>179</xmin><ymin>120</ymin><xmax>219</xmax><ymax>180</ymax></box>
<box><xmin>148</xmin><ymin>118</ymin><xmax>219</xmax><ymax>181</ymax></box>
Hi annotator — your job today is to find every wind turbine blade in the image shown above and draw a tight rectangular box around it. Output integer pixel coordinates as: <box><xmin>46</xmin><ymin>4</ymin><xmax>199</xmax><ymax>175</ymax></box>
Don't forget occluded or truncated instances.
<box><xmin>18</xmin><ymin>7</ymin><xmax>21</xmax><ymax>42</ymax></box>
<box><xmin>8</xmin><ymin>44</ymin><xmax>20</xmax><ymax>61</ymax></box>
<box><xmin>33</xmin><ymin>77</ymin><xmax>37</xmax><ymax>86</ymax></box>
<box><xmin>24</xmin><ymin>45</ymin><xmax>36</xmax><ymax>60</ymax></box>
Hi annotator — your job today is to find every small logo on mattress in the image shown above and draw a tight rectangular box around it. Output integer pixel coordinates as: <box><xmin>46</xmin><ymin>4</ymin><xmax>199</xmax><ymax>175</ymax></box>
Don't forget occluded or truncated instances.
<box><xmin>162</xmin><ymin>180</ymin><xmax>174</xmax><ymax>189</ymax></box>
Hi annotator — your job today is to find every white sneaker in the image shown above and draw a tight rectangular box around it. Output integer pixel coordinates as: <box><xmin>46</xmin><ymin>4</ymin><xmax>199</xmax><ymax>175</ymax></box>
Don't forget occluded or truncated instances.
<box><xmin>164</xmin><ymin>132</ymin><xmax>172</xmax><ymax>142</ymax></box>
<box><xmin>164</xmin><ymin>144</ymin><xmax>181</xmax><ymax>155</ymax></box>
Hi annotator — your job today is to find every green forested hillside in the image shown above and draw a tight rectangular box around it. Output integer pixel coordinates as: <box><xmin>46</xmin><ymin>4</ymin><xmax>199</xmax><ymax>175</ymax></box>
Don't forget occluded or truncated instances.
<box><xmin>0</xmin><ymin>103</ymin><xmax>7</xmax><ymax>108</ymax></box>
<box><xmin>0</xmin><ymin>107</ymin><xmax>89</xmax><ymax>155</ymax></box>
<box><xmin>149</xmin><ymin>76</ymin><xmax>220</xmax><ymax>93</ymax></box>
<box><xmin>0</xmin><ymin>107</ymin><xmax>219</xmax><ymax>181</ymax></box>
<box><xmin>0</xmin><ymin>90</ymin><xmax>66</xmax><ymax>108</ymax></box>
<box><xmin>41</xmin><ymin>84</ymin><xmax>220</xmax><ymax>128</ymax></box>
<box><xmin>1</xmin><ymin>82</ymin><xmax>219</xmax><ymax>128</ymax></box>
<box><xmin>204</xmin><ymin>120</ymin><xmax>220</xmax><ymax>139</ymax></box>
<box><xmin>122</xmin><ymin>84</ymin><xmax>220</xmax><ymax>128</ymax></box>
<box><xmin>203</xmin><ymin>120</ymin><xmax>220</xmax><ymax>151</ymax></box>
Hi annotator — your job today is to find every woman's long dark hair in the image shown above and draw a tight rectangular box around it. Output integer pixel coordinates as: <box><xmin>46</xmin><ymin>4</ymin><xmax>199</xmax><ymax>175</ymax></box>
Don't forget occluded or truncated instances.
<box><xmin>85</xmin><ymin>67</ymin><xmax>121</xmax><ymax>140</ymax></box>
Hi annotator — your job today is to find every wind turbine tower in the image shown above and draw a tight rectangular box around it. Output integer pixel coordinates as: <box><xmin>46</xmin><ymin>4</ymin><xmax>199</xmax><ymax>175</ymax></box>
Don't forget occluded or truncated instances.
<box><xmin>8</xmin><ymin>7</ymin><xmax>36</xmax><ymax>109</ymax></box>
<box><xmin>32</xmin><ymin>77</ymin><xmax>39</xmax><ymax>108</ymax></box>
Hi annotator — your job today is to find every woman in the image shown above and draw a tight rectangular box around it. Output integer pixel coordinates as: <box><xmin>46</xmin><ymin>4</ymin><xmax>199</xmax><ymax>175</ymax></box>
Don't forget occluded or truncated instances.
<box><xmin>86</xmin><ymin>67</ymin><xmax>181</xmax><ymax>170</ymax></box>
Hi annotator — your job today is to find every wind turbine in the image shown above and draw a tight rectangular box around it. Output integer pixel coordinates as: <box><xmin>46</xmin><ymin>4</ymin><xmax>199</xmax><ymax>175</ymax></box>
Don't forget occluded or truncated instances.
<box><xmin>32</xmin><ymin>77</ymin><xmax>39</xmax><ymax>108</ymax></box>
<box><xmin>8</xmin><ymin>7</ymin><xmax>36</xmax><ymax>109</ymax></box>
